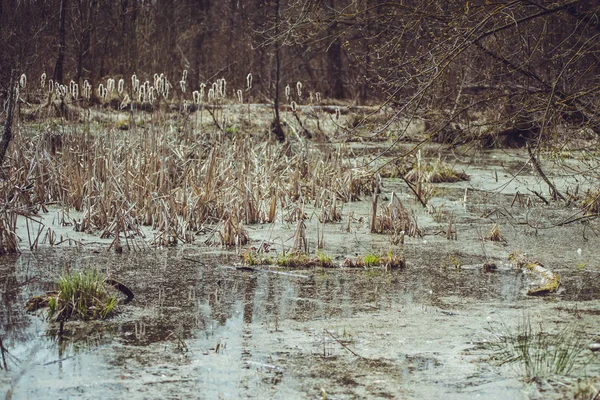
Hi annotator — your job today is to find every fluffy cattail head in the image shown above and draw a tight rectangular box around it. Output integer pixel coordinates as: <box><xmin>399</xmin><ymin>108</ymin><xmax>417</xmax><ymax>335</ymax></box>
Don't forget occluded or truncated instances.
<box><xmin>107</xmin><ymin>78</ymin><xmax>115</xmax><ymax>93</ymax></box>
<box><xmin>118</xmin><ymin>79</ymin><xmax>125</xmax><ymax>94</ymax></box>
<box><xmin>246</xmin><ymin>73</ymin><xmax>252</xmax><ymax>91</ymax></box>
<box><xmin>48</xmin><ymin>79</ymin><xmax>54</xmax><ymax>93</ymax></box>
<box><xmin>83</xmin><ymin>80</ymin><xmax>91</xmax><ymax>100</ymax></box>
<box><xmin>132</xmin><ymin>73</ymin><xmax>139</xmax><ymax>92</ymax></box>
<box><xmin>20</xmin><ymin>73</ymin><xmax>27</xmax><ymax>89</ymax></box>
<box><xmin>148</xmin><ymin>87</ymin><xmax>155</xmax><ymax>104</ymax></box>
<box><xmin>40</xmin><ymin>73</ymin><xmax>47</xmax><ymax>88</ymax></box>
<box><xmin>199</xmin><ymin>83</ymin><xmax>206</xmax><ymax>102</ymax></box>
<box><xmin>237</xmin><ymin>89</ymin><xmax>243</xmax><ymax>103</ymax></box>
<box><xmin>296</xmin><ymin>81</ymin><xmax>302</xmax><ymax>98</ymax></box>
<box><xmin>291</xmin><ymin>100</ymin><xmax>297</xmax><ymax>112</ymax></box>
<box><xmin>316</xmin><ymin>92</ymin><xmax>321</xmax><ymax>103</ymax></box>
<box><xmin>285</xmin><ymin>84</ymin><xmax>291</xmax><ymax>102</ymax></box>
<box><xmin>219</xmin><ymin>78</ymin><xmax>226</xmax><ymax>99</ymax></box>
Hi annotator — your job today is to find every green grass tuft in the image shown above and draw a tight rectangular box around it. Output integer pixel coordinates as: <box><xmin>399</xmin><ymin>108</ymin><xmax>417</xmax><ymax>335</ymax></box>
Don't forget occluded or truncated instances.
<box><xmin>49</xmin><ymin>269</ymin><xmax>117</xmax><ymax>321</ymax></box>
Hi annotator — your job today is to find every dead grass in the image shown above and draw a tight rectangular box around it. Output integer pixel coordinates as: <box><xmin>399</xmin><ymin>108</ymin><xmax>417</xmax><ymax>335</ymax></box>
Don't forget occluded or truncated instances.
<box><xmin>2</xmin><ymin>105</ymin><xmax>374</xmax><ymax>250</ymax></box>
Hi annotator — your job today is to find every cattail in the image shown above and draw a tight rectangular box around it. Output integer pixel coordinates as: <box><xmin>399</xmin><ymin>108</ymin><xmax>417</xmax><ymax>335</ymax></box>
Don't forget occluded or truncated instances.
<box><xmin>182</xmin><ymin>69</ymin><xmax>188</xmax><ymax>82</ymax></box>
<box><xmin>120</xmin><ymin>94</ymin><xmax>130</xmax><ymax>110</ymax></box>
<box><xmin>98</xmin><ymin>83</ymin><xmax>105</xmax><ymax>98</ymax></box>
<box><xmin>237</xmin><ymin>89</ymin><xmax>243</xmax><ymax>103</ymax></box>
<box><xmin>246</xmin><ymin>73</ymin><xmax>252</xmax><ymax>91</ymax></box>
<box><xmin>220</xmin><ymin>78</ymin><xmax>226</xmax><ymax>98</ymax></box>
<box><xmin>61</xmin><ymin>84</ymin><xmax>69</xmax><ymax>98</ymax></box>
<box><xmin>309</xmin><ymin>92</ymin><xmax>313</xmax><ymax>104</ymax></box>
<box><xmin>163</xmin><ymin>79</ymin><xmax>170</xmax><ymax>99</ymax></box>
<box><xmin>20</xmin><ymin>73</ymin><xmax>27</xmax><ymax>89</ymax></box>
<box><xmin>208</xmin><ymin>87</ymin><xmax>215</xmax><ymax>102</ymax></box>
<box><xmin>199</xmin><ymin>83</ymin><xmax>206</xmax><ymax>102</ymax></box>
<box><xmin>212</xmin><ymin>81</ymin><xmax>218</xmax><ymax>97</ymax></box>
<box><xmin>291</xmin><ymin>100</ymin><xmax>297</xmax><ymax>112</ymax></box>
<box><xmin>285</xmin><ymin>84</ymin><xmax>291</xmax><ymax>102</ymax></box>
<box><xmin>148</xmin><ymin>87</ymin><xmax>155</xmax><ymax>104</ymax></box>
<box><xmin>154</xmin><ymin>73</ymin><xmax>160</xmax><ymax>88</ymax></box>
<box><xmin>183</xmin><ymin>99</ymin><xmax>189</xmax><ymax>112</ymax></box>
<box><xmin>179</xmin><ymin>80</ymin><xmax>186</xmax><ymax>93</ymax></box>
<box><xmin>107</xmin><ymin>78</ymin><xmax>115</xmax><ymax>93</ymax></box>
<box><xmin>41</xmin><ymin>73</ymin><xmax>47</xmax><ymax>88</ymax></box>
<box><xmin>83</xmin><ymin>80</ymin><xmax>91</xmax><ymax>100</ymax></box>
<box><xmin>192</xmin><ymin>90</ymin><xmax>200</xmax><ymax>104</ymax></box>
<box><xmin>158</xmin><ymin>73</ymin><xmax>165</xmax><ymax>94</ymax></box>
<box><xmin>316</xmin><ymin>92</ymin><xmax>321</xmax><ymax>103</ymax></box>
<box><xmin>48</xmin><ymin>79</ymin><xmax>54</xmax><ymax>93</ymax></box>
<box><xmin>138</xmin><ymin>85</ymin><xmax>145</xmax><ymax>102</ymax></box>
<box><xmin>71</xmin><ymin>83</ymin><xmax>79</xmax><ymax>100</ymax></box>
<box><xmin>118</xmin><ymin>78</ymin><xmax>125</xmax><ymax>94</ymax></box>
<box><xmin>296</xmin><ymin>81</ymin><xmax>302</xmax><ymax>98</ymax></box>
<box><xmin>132</xmin><ymin>73</ymin><xmax>139</xmax><ymax>92</ymax></box>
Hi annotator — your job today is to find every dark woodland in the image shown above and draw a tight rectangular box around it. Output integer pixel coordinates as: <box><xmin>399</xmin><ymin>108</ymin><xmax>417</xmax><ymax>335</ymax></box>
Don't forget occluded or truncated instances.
<box><xmin>1</xmin><ymin>0</ymin><xmax>600</xmax><ymax>141</ymax></box>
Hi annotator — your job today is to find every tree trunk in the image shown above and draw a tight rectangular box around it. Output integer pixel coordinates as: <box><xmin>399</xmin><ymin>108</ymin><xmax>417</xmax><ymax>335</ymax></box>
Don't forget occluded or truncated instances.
<box><xmin>326</xmin><ymin>0</ymin><xmax>344</xmax><ymax>99</ymax></box>
<box><xmin>0</xmin><ymin>72</ymin><xmax>16</xmax><ymax>168</ymax></box>
<box><xmin>53</xmin><ymin>0</ymin><xmax>67</xmax><ymax>83</ymax></box>
<box><xmin>271</xmin><ymin>0</ymin><xmax>285</xmax><ymax>142</ymax></box>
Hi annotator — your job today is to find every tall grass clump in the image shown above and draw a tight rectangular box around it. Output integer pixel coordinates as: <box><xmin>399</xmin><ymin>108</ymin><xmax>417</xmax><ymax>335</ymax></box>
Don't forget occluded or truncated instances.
<box><xmin>48</xmin><ymin>269</ymin><xmax>117</xmax><ymax>321</ymax></box>
<box><xmin>486</xmin><ymin>317</ymin><xmax>594</xmax><ymax>380</ymax></box>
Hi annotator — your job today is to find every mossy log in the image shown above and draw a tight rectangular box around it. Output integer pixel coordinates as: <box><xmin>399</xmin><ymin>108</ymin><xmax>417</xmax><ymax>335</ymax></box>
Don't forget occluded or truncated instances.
<box><xmin>509</xmin><ymin>252</ymin><xmax>560</xmax><ymax>295</ymax></box>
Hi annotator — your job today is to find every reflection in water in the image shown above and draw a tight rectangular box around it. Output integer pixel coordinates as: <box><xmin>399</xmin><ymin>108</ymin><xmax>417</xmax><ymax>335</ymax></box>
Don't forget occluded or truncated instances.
<box><xmin>1</xmin><ymin>246</ymin><xmax>597</xmax><ymax>398</ymax></box>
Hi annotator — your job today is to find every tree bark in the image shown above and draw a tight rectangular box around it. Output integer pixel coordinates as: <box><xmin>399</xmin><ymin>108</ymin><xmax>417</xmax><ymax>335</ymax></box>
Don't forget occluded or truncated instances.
<box><xmin>0</xmin><ymin>72</ymin><xmax>16</xmax><ymax>169</ymax></box>
<box><xmin>326</xmin><ymin>0</ymin><xmax>344</xmax><ymax>99</ymax></box>
<box><xmin>53</xmin><ymin>0</ymin><xmax>67</xmax><ymax>83</ymax></box>
<box><xmin>271</xmin><ymin>0</ymin><xmax>285</xmax><ymax>142</ymax></box>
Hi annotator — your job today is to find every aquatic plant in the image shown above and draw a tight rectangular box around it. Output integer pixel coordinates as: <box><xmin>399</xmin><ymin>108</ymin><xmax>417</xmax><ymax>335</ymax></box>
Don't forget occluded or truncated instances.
<box><xmin>405</xmin><ymin>155</ymin><xmax>469</xmax><ymax>184</ymax></box>
<box><xmin>48</xmin><ymin>269</ymin><xmax>118</xmax><ymax>321</ymax></box>
<box><xmin>486</xmin><ymin>317</ymin><xmax>594</xmax><ymax>380</ymax></box>
<box><xmin>343</xmin><ymin>251</ymin><xmax>405</xmax><ymax>270</ymax></box>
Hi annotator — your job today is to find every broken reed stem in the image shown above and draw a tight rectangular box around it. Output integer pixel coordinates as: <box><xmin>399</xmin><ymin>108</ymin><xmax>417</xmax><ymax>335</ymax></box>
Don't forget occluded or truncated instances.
<box><xmin>370</xmin><ymin>193</ymin><xmax>379</xmax><ymax>233</ymax></box>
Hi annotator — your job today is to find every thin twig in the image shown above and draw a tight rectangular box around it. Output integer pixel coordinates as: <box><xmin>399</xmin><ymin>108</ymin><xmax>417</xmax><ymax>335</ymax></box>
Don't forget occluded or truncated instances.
<box><xmin>325</xmin><ymin>329</ymin><xmax>365</xmax><ymax>359</ymax></box>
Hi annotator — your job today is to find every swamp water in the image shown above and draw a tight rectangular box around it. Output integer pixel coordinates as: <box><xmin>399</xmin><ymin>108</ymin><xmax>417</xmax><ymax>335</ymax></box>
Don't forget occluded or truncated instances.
<box><xmin>1</xmin><ymin>146</ymin><xmax>600</xmax><ymax>399</ymax></box>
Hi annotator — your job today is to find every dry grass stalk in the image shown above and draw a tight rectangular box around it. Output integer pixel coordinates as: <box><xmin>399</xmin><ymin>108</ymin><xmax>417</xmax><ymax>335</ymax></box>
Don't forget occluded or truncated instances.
<box><xmin>3</xmin><ymin>90</ymin><xmax>376</xmax><ymax>251</ymax></box>
<box><xmin>293</xmin><ymin>220</ymin><xmax>308</xmax><ymax>253</ymax></box>
<box><xmin>487</xmin><ymin>223</ymin><xmax>502</xmax><ymax>242</ymax></box>
<box><xmin>218</xmin><ymin>216</ymin><xmax>248</xmax><ymax>247</ymax></box>
<box><xmin>446</xmin><ymin>211</ymin><xmax>457</xmax><ymax>240</ymax></box>
<box><xmin>0</xmin><ymin>209</ymin><xmax>20</xmax><ymax>255</ymax></box>
<box><xmin>371</xmin><ymin>192</ymin><xmax>421</xmax><ymax>237</ymax></box>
